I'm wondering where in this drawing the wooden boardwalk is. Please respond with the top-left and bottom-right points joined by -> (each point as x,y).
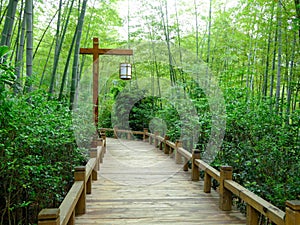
75,138 -> 246,224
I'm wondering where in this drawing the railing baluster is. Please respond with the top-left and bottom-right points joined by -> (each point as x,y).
285,200 -> 300,225
154,132 -> 158,147
191,149 -> 200,181
175,140 -> 183,164
74,166 -> 86,215
203,171 -> 212,193
246,204 -> 260,225
38,208 -> 60,225
143,128 -> 148,142
164,135 -> 170,154
219,166 -> 233,211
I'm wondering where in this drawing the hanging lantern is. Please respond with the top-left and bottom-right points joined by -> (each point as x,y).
119,63 -> 132,80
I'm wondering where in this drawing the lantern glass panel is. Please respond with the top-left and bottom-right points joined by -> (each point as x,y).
120,63 -> 132,80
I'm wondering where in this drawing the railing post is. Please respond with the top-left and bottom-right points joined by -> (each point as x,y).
100,132 -> 106,148
38,208 -> 60,225
68,211 -> 75,225
86,174 -> 92,195
127,132 -> 131,140
113,126 -> 118,139
246,204 -> 259,225
154,132 -> 159,147
90,148 -> 99,172
164,135 -> 170,154
149,133 -> 152,144
159,141 -> 163,150
175,140 -> 183,164
219,166 -> 233,211
285,200 -> 300,225
74,166 -> 86,215
183,160 -> 189,171
203,171 -> 212,193
143,128 -> 148,142
191,149 -> 200,181
88,148 -> 97,192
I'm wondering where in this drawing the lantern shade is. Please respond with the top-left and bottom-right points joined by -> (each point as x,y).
119,63 -> 132,80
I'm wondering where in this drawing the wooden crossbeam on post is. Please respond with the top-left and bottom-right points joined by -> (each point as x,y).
79,37 -> 133,131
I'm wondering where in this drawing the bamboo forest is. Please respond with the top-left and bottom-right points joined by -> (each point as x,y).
0,0 -> 299,224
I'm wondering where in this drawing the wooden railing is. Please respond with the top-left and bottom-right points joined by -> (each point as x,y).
102,127 -> 300,225
37,136 -> 106,225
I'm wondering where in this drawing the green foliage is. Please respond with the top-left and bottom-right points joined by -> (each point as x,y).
213,87 -> 300,210
0,46 -> 16,91
0,89 -> 87,225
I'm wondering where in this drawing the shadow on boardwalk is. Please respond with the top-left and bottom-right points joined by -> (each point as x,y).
75,138 -> 246,224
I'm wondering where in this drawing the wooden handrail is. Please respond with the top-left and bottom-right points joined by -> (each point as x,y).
225,180 -> 285,225
195,159 -> 220,182
38,137 -> 106,225
59,181 -> 84,225
102,128 -> 300,225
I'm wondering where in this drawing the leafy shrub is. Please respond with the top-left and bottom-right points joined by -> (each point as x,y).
213,88 -> 300,210
0,90 -> 87,225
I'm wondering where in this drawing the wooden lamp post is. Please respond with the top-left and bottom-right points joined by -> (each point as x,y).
79,37 -> 133,134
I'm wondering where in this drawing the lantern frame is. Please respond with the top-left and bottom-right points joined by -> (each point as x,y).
119,63 -> 132,80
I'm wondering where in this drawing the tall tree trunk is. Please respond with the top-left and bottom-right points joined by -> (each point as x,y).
294,0 -> 300,41
58,25 -> 76,101
262,1 -> 275,99
269,25 -> 278,111
33,10 -> 58,59
24,0 -> 33,93
49,0 -> 74,97
14,1 -> 25,93
160,0 -> 176,86
293,78 -> 299,111
275,0 -> 282,113
286,32 -> 296,122
39,37 -> 55,88
175,0 -> 187,99
206,0 -> 212,65
70,0 -> 88,110
0,0 -> 18,47
194,0 -> 199,61
48,0 -> 62,96
59,0 -> 84,101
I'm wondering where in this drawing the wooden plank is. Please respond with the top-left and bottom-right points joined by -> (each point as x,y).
225,180 -> 285,225
60,181 -> 84,225
75,138 -> 246,225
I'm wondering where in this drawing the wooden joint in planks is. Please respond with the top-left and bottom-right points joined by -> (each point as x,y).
219,166 -> 233,211
74,166 -> 86,215
191,149 -> 200,181
285,200 -> 300,225
38,208 -> 60,225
